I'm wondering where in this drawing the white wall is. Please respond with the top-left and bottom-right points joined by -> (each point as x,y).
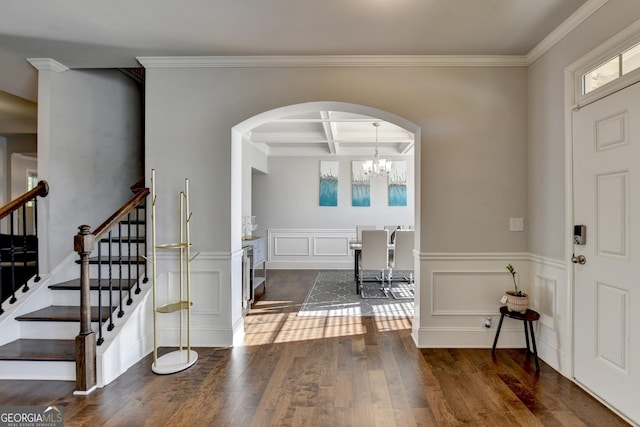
252,156 -> 414,233
35,66 -> 143,271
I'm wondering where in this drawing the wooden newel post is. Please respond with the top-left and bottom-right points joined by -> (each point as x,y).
74,225 -> 97,393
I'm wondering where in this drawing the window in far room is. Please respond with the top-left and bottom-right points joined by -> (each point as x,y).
26,169 -> 37,206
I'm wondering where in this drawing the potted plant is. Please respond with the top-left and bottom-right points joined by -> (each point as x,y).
503,263 -> 528,313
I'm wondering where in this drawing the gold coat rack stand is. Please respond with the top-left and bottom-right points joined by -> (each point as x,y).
150,169 -> 198,374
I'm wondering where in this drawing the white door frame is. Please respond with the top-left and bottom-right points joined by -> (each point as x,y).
564,17 -> 640,420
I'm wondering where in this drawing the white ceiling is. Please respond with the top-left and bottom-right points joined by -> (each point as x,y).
0,0 -> 589,154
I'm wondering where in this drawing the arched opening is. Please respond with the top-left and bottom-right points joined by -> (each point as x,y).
231,101 -> 421,343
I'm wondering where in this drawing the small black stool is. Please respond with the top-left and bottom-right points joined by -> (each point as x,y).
491,306 -> 540,372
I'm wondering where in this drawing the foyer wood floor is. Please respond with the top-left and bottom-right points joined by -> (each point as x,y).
0,269 -> 630,426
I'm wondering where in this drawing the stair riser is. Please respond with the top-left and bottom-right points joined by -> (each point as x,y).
0,360 -> 75,381
20,320 -> 104,340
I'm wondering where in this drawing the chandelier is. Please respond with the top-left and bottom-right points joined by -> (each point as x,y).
363,122 -> 391,176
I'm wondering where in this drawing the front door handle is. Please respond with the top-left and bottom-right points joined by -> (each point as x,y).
571,254 -> 586,264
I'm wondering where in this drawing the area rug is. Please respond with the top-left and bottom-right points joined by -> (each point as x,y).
298,271 -> 414,317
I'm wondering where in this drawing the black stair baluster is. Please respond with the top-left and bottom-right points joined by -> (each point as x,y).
141,199 -> 147,286
107,231 -> 114,331
117,222 -> 124,318
127,212 -> 133,305
97,243 -> 104,345
21,204 -> 29,293
135,211 -> 140,294
9,213 -> 17,304
33,197 -> 40,282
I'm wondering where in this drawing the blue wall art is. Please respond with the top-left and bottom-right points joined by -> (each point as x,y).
351,161 -> 371,207
319,160 -> 338,206
388,161 -> 407,206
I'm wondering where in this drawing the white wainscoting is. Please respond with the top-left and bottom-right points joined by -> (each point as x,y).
267,229 -> 356,269
154,251 -> 237,348
416,252 -> 569,375
529,254 -> 569,376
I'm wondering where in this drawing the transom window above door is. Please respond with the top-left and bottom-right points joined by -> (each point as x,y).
582,41 -> 640,95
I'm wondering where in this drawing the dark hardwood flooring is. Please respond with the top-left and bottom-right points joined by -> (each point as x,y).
0,269 -> 630,426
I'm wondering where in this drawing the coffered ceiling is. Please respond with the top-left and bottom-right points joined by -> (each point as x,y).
250,111 -> 414,157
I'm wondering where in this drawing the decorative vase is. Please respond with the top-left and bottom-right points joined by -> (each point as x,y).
505,291 -> 529,314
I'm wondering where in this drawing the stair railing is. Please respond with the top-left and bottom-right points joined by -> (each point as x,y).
74,182 -> 149,393
0,180 -> 49,315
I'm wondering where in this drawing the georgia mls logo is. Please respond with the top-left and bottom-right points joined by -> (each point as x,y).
0,405 -> 64,427
44,406 -> 63,419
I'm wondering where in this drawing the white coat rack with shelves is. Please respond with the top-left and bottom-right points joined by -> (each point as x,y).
150,169 -> 198,374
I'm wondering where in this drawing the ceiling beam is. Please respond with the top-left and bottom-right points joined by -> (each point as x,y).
320,111 -> 337,154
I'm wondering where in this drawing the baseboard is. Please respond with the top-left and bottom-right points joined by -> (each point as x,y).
416,326 -> 530,348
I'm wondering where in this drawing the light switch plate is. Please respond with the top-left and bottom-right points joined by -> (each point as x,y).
509,217 -> 524,232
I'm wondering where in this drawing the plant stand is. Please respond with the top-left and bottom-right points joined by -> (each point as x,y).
491,306 -> 540,372
150,169 -> 198,374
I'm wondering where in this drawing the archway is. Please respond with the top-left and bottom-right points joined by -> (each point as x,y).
231,101 -> 421,343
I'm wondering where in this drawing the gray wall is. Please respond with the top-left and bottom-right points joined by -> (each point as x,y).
37,68 -> 142,270
527,0 -> 640,259
145,65 -> 528,254
252,156 -> 414,232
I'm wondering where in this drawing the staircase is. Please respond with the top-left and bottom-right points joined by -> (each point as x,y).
0,187 -> 149,387
0,233 -> 38,307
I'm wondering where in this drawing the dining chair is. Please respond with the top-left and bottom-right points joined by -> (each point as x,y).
356,225 -> 376,241
384,225 -> 400,243
390,229 -> 415,284
359,229 -> 390,295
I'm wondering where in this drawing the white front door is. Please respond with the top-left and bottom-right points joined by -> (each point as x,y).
573,81 -> 640,424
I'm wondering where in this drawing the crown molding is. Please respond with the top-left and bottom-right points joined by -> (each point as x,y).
137,0 -> 610,70
137,55 -> 528,69
26,58 -> 69,72
526,0 -> 609,65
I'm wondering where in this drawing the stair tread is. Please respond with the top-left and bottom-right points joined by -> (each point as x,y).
0,339 -> 75,361
15,305 -> 115,322
49,278 -> 137,291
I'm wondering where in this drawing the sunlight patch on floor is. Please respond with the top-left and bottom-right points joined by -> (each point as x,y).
243,310 -> 411,346
374,316 -> 412,332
